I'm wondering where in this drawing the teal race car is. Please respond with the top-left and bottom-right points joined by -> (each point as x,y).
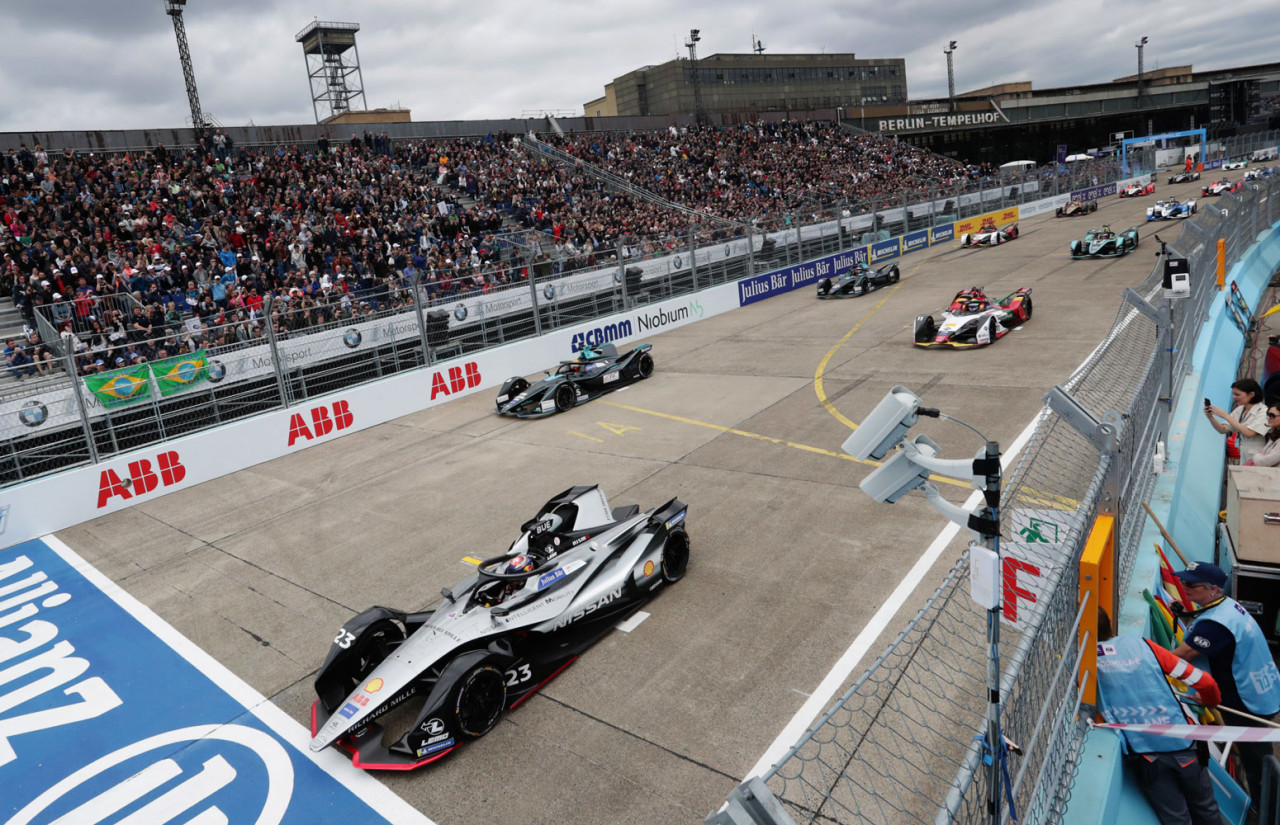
495,343 -> 654,418
1069,225 -> 1140,259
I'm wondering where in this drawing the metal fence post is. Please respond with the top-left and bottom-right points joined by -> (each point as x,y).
60,335 -> 99,464
746,225 -> 756,279
263,294 -> 290,407
526,250 -> 543,336
409,271 -> 432,367
689,221 -> 699,291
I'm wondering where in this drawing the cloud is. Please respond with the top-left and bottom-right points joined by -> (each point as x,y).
0,0 -> 1275,131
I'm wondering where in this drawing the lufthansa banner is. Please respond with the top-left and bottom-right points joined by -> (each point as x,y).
954,206 -> 1019,236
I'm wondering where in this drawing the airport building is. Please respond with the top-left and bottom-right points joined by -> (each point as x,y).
584,53 -> 908,118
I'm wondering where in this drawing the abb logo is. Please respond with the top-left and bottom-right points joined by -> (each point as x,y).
97,451 -> 186,508
288,400 -> 353,447
430,362 -> 481,400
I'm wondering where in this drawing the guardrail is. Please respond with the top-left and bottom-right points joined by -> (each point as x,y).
707,172 -> 1280,825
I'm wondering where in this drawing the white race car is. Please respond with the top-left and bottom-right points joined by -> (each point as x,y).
1244,167 -> 1274,181
1146,198 -> 1197,220
1202,179 -> 1234,196
959,221 -> 1019,247
1222,159 -> 1249,171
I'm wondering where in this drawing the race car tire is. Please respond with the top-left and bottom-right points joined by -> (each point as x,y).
453,664 -> 506,739
914,315 -> 936,343
817,279 -> 831,296
1089,202 -> 1098,212
635,352 -> 655,379
890,266 -> 900,283
505,377 -> 529,399
327,619 -> 405,703
1022,297 -> 1033,320
554,383 -> 576,413
986,318 -> 998,343
660,530 -> 691,583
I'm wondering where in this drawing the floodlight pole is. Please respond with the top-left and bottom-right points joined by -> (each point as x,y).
945,41 -> 958,113
686,29 -> 706,126
165,0 -> 207,138
1136,36 -> 1148,100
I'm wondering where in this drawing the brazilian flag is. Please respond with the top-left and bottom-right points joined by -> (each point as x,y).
151,349 -> 208,397
86,365 -> 152,408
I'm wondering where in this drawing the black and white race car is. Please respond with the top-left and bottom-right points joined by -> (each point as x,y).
496,343 -> 653,418
310,485 -> 690,769
816,261 -> 900,298
959,221 -> 1019,247
1223,159 -> 1249,171
1168,170 -> 1201,184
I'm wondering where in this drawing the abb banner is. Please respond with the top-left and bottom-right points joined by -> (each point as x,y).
288,401 -> 354,447
97,451 -> 187,508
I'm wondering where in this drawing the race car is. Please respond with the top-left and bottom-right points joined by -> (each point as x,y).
495,343 -> 653,418
1202,179 -> 1234,196
816,260 -> 900,298
1146,198 -> 1197,221
912,286 -> 1032,349
1244,166 -> 1275,180
1119,180 -> 1156,198
1055,199 -> 1098,217
1167,171 -> 1201,184
309,485 -> 691,770
959,220 -> 1018,247
1070,225 -> 1141,258
1223,159 -> 1249,171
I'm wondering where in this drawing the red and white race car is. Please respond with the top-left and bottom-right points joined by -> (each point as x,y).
1202,179 -> 1234,196
1119,180 -> 1156,198
959,220 -> 1019,247
913,286 -> 1033,349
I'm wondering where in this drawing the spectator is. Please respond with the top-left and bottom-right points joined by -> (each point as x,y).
4,336 -> 34,379
1096,609 -> 1222,825
1172,562 -> 1280,816
1205,379 -> 1267,464
1242,402 -> 1280,467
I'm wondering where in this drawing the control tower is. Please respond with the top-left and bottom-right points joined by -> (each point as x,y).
295,20 -> 367,123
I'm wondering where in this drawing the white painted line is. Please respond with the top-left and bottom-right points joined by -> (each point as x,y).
40,534 -> 437,825
746,326 -> 1120,782
615,611 -> 650,633
744,413 -> 1041,780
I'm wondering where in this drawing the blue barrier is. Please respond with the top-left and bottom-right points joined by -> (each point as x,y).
1064,219 -> 1280,825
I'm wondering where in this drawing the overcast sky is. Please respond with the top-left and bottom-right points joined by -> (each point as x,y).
2,1 -> 1278,133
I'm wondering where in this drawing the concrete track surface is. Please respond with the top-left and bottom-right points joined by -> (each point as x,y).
58,179 -> 1202,824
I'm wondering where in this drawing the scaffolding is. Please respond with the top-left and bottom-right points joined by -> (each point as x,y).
295,20 -> 367,123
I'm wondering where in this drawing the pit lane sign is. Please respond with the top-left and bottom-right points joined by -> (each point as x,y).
1,537 -> 433,824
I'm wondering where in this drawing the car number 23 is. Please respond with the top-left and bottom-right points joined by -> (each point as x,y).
505,664 -> 532,686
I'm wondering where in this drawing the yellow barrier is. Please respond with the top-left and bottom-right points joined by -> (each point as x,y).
1078,514 -> 1115,707
1216,238 -> 1226,290
954,206 -> 1020,236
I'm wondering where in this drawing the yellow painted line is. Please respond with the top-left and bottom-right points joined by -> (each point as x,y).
461,556 -> 483,566
601,399 -> 971,489
567,431 -> 605,442
813,248 -> 942,432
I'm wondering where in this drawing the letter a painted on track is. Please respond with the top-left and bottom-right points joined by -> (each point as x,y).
597,422 -> 641,436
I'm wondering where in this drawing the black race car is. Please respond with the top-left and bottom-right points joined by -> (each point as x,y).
816,261 -> 900,298
1168,170 -> 1201,184
496,343 -> 653,417
309,485 -> 690,769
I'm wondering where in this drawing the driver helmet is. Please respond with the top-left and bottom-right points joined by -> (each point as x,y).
479,555 -> 536,607
965,300 -> 985,313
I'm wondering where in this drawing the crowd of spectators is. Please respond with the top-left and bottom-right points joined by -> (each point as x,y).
0,121 -> 1041,382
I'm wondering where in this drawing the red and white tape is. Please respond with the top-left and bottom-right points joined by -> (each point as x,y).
1096,723 -> 1280,743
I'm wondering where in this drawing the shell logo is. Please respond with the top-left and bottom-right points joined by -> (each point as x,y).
643,560 -> 655,578
365,678 -> 384,693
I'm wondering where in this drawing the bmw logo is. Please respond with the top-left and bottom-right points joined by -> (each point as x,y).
724,244 -> 732,258
206,360 -> 226,384
543,285 -> 556,300
343,329 -> 362,349
453,303 -> 468,322
673,255 -> 683,270
18,400 -> 47,428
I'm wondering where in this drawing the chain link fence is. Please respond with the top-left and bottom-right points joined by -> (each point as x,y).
710,169 -> 1280,825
